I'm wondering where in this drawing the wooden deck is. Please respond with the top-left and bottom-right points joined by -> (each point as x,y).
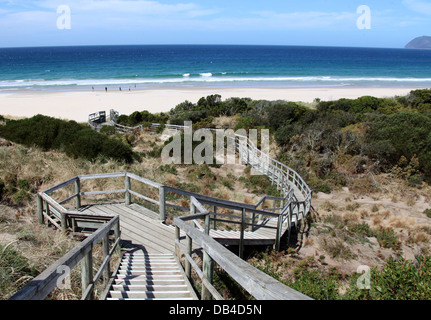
79,203 -> 176,254
78,202 -> 285,251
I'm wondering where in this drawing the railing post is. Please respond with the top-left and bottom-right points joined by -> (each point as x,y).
287,202 -> 293,248
212,206 -> 217,230
75,178 -> 81,209
159,186 -> 166,222
125,175 -> 131,205
275,214 -> 283,251
114,219 -> 121,240
190,199 -> 195,215
204,214 -> 210,235
202,250 -> 214,300
60,212 -> 67,234
44,200 -> 50,227
175,226 -> 181,260
249,212 -> 254,232
102,233 -> 110,281
81,249 -> 94,300
185,234 -> 192,279
239,208 -> 245,259
37,194 -> 44,224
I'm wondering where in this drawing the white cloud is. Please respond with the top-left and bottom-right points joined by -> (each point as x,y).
403,0 -> 431,15
32,0 -> 213,17
199,10 -> 357,32
251,10 -> 357,28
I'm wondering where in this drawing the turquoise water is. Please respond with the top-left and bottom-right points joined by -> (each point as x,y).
1,45 -> 431,91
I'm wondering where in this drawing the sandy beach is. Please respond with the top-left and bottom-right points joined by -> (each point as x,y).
0,87 -> 419,123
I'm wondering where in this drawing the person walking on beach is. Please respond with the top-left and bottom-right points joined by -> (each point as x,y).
105,87 -> 107,92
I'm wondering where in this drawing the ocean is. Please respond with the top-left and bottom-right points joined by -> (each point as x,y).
1,45 -> 431,92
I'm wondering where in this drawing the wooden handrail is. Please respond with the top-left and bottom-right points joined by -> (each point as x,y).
9,215 -> 121,300
174,198 -> 312,300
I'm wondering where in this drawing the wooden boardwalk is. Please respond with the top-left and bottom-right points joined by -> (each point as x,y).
11,124 -> 314,300
79,203 -> 176,254
78,202 -> 287,252
80,202 -> 296,300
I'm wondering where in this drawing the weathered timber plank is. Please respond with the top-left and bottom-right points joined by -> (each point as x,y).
128,203 -> 160,219
96,204 -> 176,240
115,215 -> 175,251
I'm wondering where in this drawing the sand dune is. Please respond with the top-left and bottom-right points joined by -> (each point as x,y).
0,87 -> 418,122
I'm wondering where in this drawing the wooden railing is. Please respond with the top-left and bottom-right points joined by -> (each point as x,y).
10,169 -> 309,300
36,172 -> 163,233
174,197 -> 312,300
234,133 -> 312,208
164,185 -> 289,257
11,120 -> 313,300
35,172 -> 294,256
9,215 -> 120,300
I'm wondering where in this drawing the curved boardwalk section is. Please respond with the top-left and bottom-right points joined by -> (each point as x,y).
10,127 -> 313,300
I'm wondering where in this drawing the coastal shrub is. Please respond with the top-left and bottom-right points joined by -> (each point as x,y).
364,112 -> 431,178
267,102 -> 307,130
317,96 -> 401,115
222,97 -> 252,116
408,89 -> 431,110
346,255 -> 431,300
117,110 -> 168,127
373,227 -> 400,250
234,116 -> 258,131
0,115 -> 135,163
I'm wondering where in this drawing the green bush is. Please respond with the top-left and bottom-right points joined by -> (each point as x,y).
373,227 -> 400,250
364,112 -> 431,177
346,255 -> 431,300
117,110 -> 168,127
286,264 -> 343,300
0,115 -> 135,163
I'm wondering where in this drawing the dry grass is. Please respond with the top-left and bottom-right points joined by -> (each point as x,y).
2,119 -> 431,299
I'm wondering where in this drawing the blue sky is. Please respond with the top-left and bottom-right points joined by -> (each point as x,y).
1,0 -> 431,48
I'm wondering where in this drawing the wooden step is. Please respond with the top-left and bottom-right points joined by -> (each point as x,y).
114,278 -> 186,286
111,284 -> 189,292
109,290 -> 193,299
106,252 -> 197,300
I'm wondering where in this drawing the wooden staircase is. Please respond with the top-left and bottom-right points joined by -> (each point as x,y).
106,251 -> 197,300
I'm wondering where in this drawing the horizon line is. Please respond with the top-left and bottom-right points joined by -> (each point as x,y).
0,43 -> 406,50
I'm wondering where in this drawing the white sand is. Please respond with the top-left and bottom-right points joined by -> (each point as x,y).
0,87 -> 418,122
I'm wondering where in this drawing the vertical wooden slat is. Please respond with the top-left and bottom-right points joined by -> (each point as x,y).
175,225 -> 181,260
201,250 -> 214,300
75,179 -> 81,209
102,233 -> 110,281
37,194 -> 44,224
204,214 -> 210,235
212,206 -> 217,230
239,208 -> 245,259
114,219 -> 120,240
185,234 -> 192,279
81,249 -> 94,300
60,212 -> 67,234
275,214 -> 283,251
125,175 -> 131,205
159,186 -> 166,221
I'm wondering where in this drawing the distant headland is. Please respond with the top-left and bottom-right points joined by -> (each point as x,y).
405,36 -> 431,49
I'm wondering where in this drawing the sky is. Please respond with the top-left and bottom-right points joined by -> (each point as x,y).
0,0 -> 431,48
